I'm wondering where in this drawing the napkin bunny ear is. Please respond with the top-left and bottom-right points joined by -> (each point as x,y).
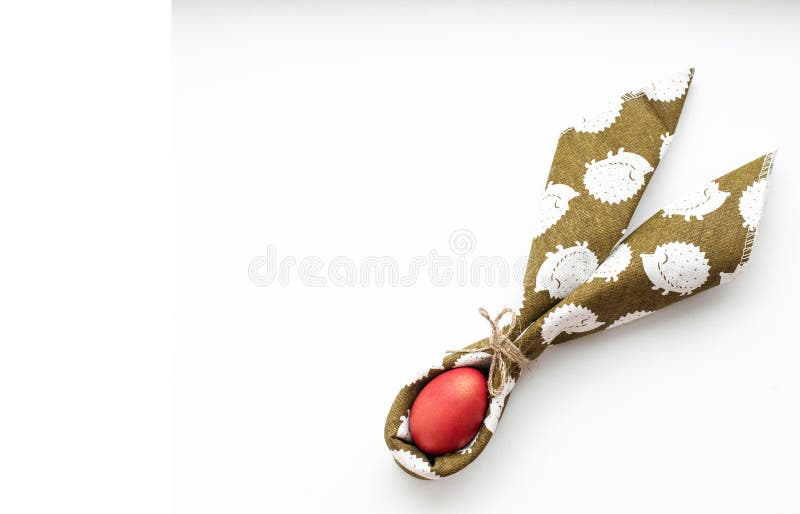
517,68 -> 694,334
515,152 -> 774,351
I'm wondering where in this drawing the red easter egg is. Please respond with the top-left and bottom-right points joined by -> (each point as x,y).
409,367 -> 488,456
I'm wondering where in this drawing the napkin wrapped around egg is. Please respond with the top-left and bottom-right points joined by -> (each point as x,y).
384,69 -> 774,479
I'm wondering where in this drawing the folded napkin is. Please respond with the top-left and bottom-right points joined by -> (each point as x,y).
384,69 -> 775,479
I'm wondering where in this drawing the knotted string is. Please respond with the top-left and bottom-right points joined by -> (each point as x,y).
449,307 -> 528,397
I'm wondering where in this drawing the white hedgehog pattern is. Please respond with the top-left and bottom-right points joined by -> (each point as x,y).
613,229 -> 628,248
535,241 -> 599,299
391,449 -> 440,480
405,362 -> 444,388
484,377 -> 515,433
644,69 -> 691,102
738,179 -> 768,231
572,98 -> 624,134
589,243 -> 632,282
583,148 -> 654,204
540,304 -> 604,344
641,242 -> 710,296
452,351 -> 493,368
661,181 -> 730,221
719,263 -> 747,285
396,410 -> 412,442
607,310 -> 653,330
659,132 -> 673,160
533,182 -> 580,238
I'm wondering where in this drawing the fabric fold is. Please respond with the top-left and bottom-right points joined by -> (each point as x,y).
516,152 -> 774,352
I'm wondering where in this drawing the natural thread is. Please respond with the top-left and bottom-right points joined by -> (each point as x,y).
449,307 -> 528,397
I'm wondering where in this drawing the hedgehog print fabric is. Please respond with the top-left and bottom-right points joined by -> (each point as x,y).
532,182 -> 580,238
583,148 -> 654,204
534,241 -> 598,299
641,242 -> 710,295
589,242 -> 632,283
384,69 -> 775,480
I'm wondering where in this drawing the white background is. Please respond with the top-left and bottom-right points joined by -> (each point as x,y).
3,2 -> 800,514
173,3 -> 800,513
1,2 -> 172,514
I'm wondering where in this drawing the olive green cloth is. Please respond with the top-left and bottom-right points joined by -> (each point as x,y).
384,69 -> 774,480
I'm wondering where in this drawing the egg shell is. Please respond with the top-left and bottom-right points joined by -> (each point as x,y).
408,367 -> 488,456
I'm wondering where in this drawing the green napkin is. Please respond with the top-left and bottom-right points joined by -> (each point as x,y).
385,69 -> 774,479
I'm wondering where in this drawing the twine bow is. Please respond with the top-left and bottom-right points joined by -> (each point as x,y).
449,307 -> 528,397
